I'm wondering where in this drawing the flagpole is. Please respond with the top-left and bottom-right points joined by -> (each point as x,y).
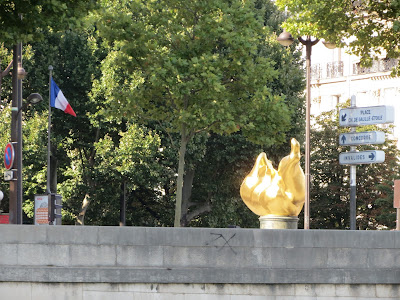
47,65 -> 53,194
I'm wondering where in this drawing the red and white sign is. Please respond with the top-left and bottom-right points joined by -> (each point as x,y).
4,142 -> 15,170
34,195 -> 49,225
0,214 -> 9,224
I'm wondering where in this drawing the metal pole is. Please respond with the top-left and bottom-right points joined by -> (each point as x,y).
47,66 -> 53,194
350,164 -> 356,229
9,45 -> 19,224
120,182 -> 126,226
9,43 -> 23,224
350,95 -> 357,230
304,40 -> 311,230
397,208 -> 400,231
16,42 -> 23,224
299,36 -> 318,229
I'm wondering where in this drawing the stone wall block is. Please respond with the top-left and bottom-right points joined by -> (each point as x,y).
0,244 -> 18,265
69,245 -> 116,267
47,226 -> 99,245
17,244 -> 70,266
0,224 -> 46,244
116,245 -> 163,267
326,248 -> 368,268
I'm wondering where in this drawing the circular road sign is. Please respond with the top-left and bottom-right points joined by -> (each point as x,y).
4,142 -> 15,170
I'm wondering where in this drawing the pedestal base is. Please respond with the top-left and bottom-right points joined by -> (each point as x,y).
259,215 -> 298,229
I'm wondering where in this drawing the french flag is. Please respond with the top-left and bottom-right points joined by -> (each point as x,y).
50,79 -> 76,117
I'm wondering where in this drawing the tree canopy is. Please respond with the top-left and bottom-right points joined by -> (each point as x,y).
0,0 -> 307,228
0,0 -> 96,45
96,0 -> 297,226
276,0 -> 400,67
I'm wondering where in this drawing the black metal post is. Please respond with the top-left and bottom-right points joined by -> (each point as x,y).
349,95 -> 357,230
120,182 -> 126,226
299,37 -> 319,229
9,44 -> 23,224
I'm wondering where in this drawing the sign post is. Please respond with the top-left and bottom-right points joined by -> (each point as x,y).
339,98 -> 394,230
394,180 -> 400,231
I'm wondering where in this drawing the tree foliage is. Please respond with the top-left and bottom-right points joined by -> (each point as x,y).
96,0 -> 299,226
276,0 -> 400,68
0,0 -> 96,45
1,0 -> 307,228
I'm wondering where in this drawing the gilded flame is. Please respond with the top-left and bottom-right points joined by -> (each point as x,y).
240,138 -> 305,217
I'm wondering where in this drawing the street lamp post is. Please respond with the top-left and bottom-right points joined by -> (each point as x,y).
277,32 -> 319,229
10,43 -> 24,224
9,42 -> 42,224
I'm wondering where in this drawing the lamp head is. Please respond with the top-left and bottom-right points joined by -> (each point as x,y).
17,66 -> 27,80
322,40 -> 336,49
27,93 -> 43,105
277,30 -> 294,47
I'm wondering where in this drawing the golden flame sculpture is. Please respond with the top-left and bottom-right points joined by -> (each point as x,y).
240,138 -> 305,217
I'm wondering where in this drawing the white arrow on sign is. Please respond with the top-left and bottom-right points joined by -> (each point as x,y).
339,131 -> 385,146
339,150 -> 385,165
339,105 -> 394,127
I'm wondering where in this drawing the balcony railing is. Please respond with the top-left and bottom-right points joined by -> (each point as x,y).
353,58 -> 398,75
311,58 -> 398,80
312,61 -> 344,80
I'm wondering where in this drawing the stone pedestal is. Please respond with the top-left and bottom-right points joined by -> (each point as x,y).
259,215 -> 298,229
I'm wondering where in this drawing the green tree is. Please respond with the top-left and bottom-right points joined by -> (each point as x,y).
276,0 -> 400,68
178,0 -> 306,227
0,0 -> 95,45
185,133 -> 262,228
23,29 -> 175,226
310,105 -> 400,229
96,0 -> 296,226
61,122 -> 165,225
21,29 -> 103,224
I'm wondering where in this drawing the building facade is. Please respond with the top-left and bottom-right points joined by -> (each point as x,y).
310,42 -> 399,142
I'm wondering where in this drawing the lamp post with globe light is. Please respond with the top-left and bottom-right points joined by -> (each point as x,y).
277,31 -> 334,229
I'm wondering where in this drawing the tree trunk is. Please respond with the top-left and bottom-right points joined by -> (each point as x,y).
174,125 -> 189,227
76,193 -> 90,225
75,128 -> 100,225
180,168 -> 195,226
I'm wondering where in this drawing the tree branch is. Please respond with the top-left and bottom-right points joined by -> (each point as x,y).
192,121 -> 219,137
1,60 -> 13,78
184,202 -> 212,224
157,120 -> 178,150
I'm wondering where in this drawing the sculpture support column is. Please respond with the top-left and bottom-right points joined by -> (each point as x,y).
259,215 -> 299,229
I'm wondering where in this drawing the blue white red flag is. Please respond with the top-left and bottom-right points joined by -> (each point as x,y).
50,79 -> 76,117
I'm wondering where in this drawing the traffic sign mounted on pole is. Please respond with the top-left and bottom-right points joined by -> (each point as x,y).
4,142 -> 15,170
339,105 -> 394,127
339,150 -> 385,165
338,97 -> 394,230
339,131 -> 385,146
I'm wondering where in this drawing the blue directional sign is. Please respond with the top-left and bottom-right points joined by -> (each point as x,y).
339,150 -> 385,165
339,131 -> 385,146
339,106 -> 394,127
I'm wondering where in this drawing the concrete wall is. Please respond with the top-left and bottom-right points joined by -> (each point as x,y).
0,225 -> 399,299
1,282 -> 400,300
